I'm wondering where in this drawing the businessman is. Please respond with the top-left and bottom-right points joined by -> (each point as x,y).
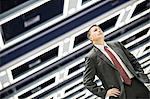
83,24 -> 149,99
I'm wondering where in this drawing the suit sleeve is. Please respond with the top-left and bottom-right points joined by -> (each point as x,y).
83,56 -> 106,98
118,42 -> 150,83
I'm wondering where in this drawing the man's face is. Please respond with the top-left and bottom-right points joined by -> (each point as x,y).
89,26 -> 104,42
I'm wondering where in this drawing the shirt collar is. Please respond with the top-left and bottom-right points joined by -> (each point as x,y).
94,42 -> 108,51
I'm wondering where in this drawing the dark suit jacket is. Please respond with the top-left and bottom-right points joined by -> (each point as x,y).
83,41 -> 149,99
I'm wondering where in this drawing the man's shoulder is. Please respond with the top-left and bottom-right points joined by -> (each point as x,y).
107,41 -> 120,45
107,41 -> 121,47
86,47 -> 97,58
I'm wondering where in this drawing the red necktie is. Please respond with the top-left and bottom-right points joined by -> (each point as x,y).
104,46 -> 132,85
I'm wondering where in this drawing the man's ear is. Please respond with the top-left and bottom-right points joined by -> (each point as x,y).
89,35 -> 92,41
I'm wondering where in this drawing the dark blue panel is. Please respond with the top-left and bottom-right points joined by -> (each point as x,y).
1,0 -> 64,42
0,0 -> 27,14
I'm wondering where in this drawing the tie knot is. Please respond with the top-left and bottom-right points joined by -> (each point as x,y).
104,46 -> 108,49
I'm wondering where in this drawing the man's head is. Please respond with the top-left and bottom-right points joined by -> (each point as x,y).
87,24 -> 105,44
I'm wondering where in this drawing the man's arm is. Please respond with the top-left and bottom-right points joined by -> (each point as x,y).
118,42 -> 150,83
83,56 -> 106,98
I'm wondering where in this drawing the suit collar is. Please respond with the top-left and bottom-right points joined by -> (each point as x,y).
107,43 -> 129,66
93,42 -> 128,70
93,44 -> 117,70
94,42 -> 135,72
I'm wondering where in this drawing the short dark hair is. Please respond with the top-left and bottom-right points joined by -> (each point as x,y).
87,24 -> 99,39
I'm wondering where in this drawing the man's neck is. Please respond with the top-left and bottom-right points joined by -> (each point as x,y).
93,41 -> 105,45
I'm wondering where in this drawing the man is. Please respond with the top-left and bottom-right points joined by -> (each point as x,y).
83,24 -> 149,99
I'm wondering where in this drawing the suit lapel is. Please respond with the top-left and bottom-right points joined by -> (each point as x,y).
107,43 -> 124,60
94,46 -> 117,70
107,42 -> 127,65
93,42 -> 135,71
107,42 -> 136,73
